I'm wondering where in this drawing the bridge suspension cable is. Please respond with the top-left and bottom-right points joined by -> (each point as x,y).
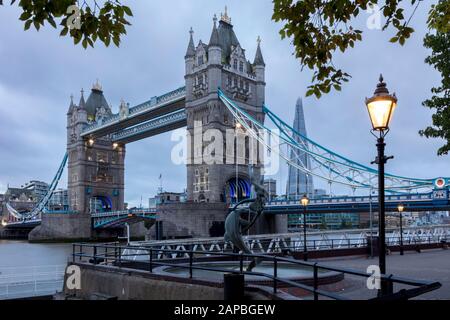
6,153 -> 68,221
218,89 -> 440,193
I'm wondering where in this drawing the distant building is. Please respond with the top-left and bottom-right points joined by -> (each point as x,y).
289,212 -> 360,231
0,193 -> 5,220
263,179 -> 277,201
313,189 -> 327,198
23,180 -> 49,201
2,186 -> 38,222
149,191 -> 187,208
286,98 -> 314,199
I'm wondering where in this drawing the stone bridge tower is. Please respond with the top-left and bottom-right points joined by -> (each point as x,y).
66,83 -> 125,216
184,10 -> 266,205
30,83 -> 126,241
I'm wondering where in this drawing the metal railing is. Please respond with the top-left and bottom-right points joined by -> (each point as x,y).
0,265 -> 65,300
72,243 -> 441,300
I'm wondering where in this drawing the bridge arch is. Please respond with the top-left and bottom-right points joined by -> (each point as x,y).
225,175 -> 252,203
89,195 -> 113,213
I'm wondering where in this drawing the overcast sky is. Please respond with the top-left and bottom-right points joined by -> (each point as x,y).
0,1 -> 447,206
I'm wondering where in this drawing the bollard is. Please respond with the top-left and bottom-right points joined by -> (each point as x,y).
224,273 -> 245,301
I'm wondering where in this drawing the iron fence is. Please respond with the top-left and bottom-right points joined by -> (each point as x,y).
72,243 -> 441,301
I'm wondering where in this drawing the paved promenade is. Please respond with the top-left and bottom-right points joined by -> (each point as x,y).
313,249 -> 450,300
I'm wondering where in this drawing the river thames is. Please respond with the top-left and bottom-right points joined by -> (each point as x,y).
0,240 -> 72,299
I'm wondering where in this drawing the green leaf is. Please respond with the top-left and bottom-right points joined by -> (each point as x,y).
19,11 -> 31,21
122,6 -> 133,17
389,36 -> 398,43
60,27 -> 68,36
47,16 -> 57,28
24,19 -> 32,30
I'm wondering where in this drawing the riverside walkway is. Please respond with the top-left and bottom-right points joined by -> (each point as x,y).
303,249 -> 450,300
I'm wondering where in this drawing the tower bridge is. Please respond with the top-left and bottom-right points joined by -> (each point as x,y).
4,11 -> 450,242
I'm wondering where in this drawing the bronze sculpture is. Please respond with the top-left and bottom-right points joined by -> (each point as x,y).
224,179 -> 268,271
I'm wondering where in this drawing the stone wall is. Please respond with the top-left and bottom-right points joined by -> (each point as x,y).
148,202 -> 288,239
151,202 -> 229,239
65,263 -> 224,300
28,213 -> 92,242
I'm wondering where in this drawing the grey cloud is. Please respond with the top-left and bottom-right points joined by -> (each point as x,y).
0,1 -> 446,204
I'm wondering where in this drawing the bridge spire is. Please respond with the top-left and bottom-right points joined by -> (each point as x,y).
185,27 -> 195,59
67,94 -> 76,115
79,88 -> 86,109
253,36 -> 265,66
209,14 -> 220,47
92,79 -> 103,92
221,6 -> 232,25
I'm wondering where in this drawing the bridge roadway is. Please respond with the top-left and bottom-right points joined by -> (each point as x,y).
6,190 -> 450,230
81,87 -> 186,143
257,190 -> 450,214
4,208 -> 157,230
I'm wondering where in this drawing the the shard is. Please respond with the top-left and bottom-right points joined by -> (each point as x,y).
286,98 -> 314,199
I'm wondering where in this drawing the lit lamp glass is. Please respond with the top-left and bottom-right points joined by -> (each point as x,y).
113,143 -> 119,149
397,204 -> 404,213
88,138 -> 95,146
300,194 -> 309,207
365,75 -> 397,131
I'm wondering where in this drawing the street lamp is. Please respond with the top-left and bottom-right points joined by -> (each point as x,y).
300,194 -> 310,261
397,204 -> 405,256
366,74 -> 397,296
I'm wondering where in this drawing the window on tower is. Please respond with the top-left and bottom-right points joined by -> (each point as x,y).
233,59 -> 238,70
239,61 -> 244,72
198,55 -> 204,66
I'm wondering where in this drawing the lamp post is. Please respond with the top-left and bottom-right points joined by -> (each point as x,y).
397,204 -> 405,256
365,74 -> 397,296
301,194 -> 310,261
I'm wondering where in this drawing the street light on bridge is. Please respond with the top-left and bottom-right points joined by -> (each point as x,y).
397,203 -> 405,256
365,74 -> 398,296
300,194 -> 310,261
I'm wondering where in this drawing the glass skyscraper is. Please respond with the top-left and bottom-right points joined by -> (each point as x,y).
286,98 -> 314,199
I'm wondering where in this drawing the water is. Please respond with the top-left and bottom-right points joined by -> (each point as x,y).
0,240 -> 72,299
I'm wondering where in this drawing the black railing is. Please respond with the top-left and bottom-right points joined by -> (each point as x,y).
71,243 -> 441,301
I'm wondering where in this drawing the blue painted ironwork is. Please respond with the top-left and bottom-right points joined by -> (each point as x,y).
6,153 -> 68,221
111,109 -> 187,142
263,191 -> 450,214
218,89 -> 446,193
92,208 -> 158,229
81,86 -> 186,136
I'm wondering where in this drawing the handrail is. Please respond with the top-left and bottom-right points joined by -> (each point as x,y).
71,242 -> 442,300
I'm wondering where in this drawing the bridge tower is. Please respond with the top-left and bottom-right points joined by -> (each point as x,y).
30,85 -> 126,241
184,11 -> 266,205
66,83 -> 125,217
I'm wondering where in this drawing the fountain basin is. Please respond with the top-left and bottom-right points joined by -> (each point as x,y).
154,261 -> 343,287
